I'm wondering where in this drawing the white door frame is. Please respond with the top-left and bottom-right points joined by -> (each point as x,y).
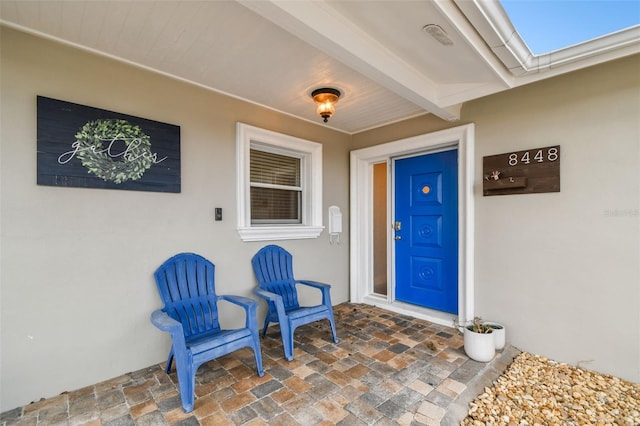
349,124 -> 475,327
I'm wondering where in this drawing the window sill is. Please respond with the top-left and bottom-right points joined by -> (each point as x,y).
237,226 -> 324,242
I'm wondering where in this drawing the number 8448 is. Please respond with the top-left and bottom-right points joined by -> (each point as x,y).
509,147 -> 558,166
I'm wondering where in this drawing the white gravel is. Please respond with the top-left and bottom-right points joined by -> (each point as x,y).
462,352 -> 640,426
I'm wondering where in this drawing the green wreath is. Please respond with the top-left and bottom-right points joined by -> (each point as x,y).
75,119 -> 153,184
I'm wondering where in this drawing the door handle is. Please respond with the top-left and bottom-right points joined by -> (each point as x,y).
393,221 -> 402,231
395,235 -> 402,240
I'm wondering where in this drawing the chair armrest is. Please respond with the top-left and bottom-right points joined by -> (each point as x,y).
150,309 -> 183,333
296,280 -> 333,307
219,295 -> 258,309
253,288 -> 282,303
253,288 -> 288,320
150,309 -> 187,368
219,295 -> 259,330
296,280 -> 330,290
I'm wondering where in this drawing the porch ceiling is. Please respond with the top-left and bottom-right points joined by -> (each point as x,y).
1,0 -> 638,134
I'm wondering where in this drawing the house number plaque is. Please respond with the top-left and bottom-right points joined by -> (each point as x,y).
483,145 -> 560,196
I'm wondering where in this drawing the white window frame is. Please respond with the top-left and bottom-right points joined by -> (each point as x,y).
236,123 -> 323,241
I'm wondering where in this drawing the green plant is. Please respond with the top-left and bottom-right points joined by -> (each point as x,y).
454,316 -> 494,334
468,316 -> 493,334
74,119 -> 154,184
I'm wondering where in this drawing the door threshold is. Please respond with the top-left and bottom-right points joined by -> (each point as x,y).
362,294 -> 456,329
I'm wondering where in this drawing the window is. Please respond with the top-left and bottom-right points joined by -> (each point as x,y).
250,149 -> 301,224
236,123 -> 323,241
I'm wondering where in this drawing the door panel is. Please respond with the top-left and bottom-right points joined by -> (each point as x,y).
394,149 -> 458,314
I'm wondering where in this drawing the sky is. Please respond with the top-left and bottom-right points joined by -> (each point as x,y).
499,0 -> 640,54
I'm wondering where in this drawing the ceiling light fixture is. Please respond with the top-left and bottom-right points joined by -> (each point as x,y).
311,88 -> 341,123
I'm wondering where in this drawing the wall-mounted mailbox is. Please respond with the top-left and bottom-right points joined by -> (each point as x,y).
483,145 -> 560,196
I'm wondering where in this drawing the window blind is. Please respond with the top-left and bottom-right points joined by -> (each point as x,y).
250,149 -> 300,186
250,149 -> 301,223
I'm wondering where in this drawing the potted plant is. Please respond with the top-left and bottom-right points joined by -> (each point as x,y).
459,317 -> 496,362
483,321 -> 506,351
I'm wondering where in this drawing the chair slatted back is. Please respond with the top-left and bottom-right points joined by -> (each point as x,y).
154,253 -> 221,338
252,245 -> 300,310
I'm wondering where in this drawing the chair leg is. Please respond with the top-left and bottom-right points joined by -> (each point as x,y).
165,348 -> 174,373
175,358 -> 195,413
328,315 -> 339,344
261,317 -> 270,338
252,333 -> 265,377
282,322 -> 294,361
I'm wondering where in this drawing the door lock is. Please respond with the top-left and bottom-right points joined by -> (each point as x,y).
393,221 -> 402,231
395,235 -> 402,240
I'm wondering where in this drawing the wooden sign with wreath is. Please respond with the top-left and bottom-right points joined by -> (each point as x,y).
37,96 -> 181,193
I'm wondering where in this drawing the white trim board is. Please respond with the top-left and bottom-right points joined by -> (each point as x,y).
349,124 -> 475,327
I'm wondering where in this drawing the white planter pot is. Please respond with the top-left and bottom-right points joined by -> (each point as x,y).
463,327 -> 496,362
484,322 -> 506,351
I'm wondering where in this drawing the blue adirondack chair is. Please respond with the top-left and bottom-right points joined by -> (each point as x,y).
150,253 -> 264,412
251,245 -> 338,361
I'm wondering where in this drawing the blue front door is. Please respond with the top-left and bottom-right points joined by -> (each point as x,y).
394,149 -> 458,314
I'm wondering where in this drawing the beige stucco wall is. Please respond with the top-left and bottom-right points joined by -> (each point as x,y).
468,56 -> 639,384
0,27 -> 351,411
354,55 -> 640,383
